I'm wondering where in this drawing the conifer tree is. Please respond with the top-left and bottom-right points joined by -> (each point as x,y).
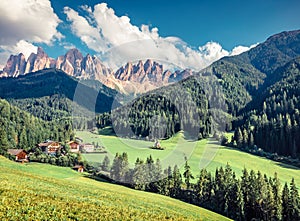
289,178 -> 300,220
102,155 -> 110,172
282,182 -> 290,221
183,161 -> 194,190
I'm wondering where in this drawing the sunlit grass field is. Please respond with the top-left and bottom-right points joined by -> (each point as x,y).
78,130 -> 300,186
0,156 -> 230,221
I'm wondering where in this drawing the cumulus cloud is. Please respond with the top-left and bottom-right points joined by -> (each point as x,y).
64,3 -> 256,71
0,0 -> 62,45
0,40 -> 38,69
0,0 -> 62,68
230,43 -> 258,56
1,40 -> 38,59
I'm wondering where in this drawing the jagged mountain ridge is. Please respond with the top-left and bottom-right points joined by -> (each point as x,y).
0,48 -> 193,94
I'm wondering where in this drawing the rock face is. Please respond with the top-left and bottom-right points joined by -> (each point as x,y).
113,59 -> 193,92
25,47 -> 55,73
2,53 -> 26,77
0,48 -> 192,94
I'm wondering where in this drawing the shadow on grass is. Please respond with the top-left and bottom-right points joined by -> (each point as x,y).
274,162 -> 300,170
98,127 -> 116,136
219,143 -> 300,170
84,173 -> 112,183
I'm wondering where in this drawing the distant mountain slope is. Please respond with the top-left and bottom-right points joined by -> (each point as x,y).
0,156 -> 230,221
202,29 -> 300,114
0,69 -> 119,115
232,57 -> 300,157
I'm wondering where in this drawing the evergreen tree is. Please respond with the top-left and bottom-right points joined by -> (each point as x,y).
183,161 -> 194,190
133,158 -> 146,190
234,128 -> 243,148
289,178 -> 300,220
102,155 -> 110,172
272,172 -> 282,220
0,127 -> 9,151
248,131 -> 255,148
195,169 -> 212,205
234,180 -> 245,221
110,153 -> 121,181
171,165 -> 182,198
213,167 -> 225,213
282,182 -> 290,221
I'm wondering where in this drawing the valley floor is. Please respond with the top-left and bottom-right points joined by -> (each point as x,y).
78,130 -> 300,186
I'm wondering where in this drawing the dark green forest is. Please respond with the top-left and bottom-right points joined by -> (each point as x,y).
97,152 -> 300,221
231,58 -> 300,159
96,77 -> 212,140
0,98 -> 73,153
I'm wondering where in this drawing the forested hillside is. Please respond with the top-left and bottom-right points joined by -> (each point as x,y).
0,99 -> 73,152
97,77 -> 212,140
232,57 -> 300,158
0,69 -> 119,117
209,30 -> 300,115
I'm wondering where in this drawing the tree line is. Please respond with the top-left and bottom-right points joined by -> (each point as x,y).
97,152 -> 300,221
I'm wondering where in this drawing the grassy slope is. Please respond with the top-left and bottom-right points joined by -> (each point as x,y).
77,131 -> 300,186
0,156 -> 229,221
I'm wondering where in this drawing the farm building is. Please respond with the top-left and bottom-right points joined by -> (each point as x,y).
38,141 -> 61,155
7,149 -> 28,162
80,143 -> 95,153
73,165 -> 84,173
68,141 -> 80,153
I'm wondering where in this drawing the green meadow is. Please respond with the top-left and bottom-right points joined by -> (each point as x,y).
77,130 -> 300,186
0,156 -> 230,221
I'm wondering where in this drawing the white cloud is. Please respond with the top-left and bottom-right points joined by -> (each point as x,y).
2,40 -> 38,59
0,0 -> 62,68
0,40 -> 38,69
0,0 -> 62,45
199,42 -> 230,62
64,3 -> 255,71
230,43 -> 258,56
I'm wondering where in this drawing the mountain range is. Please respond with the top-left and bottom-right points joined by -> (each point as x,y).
1,29 -> 300,145
0,48 -> 193,94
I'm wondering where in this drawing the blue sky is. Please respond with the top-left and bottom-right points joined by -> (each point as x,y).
0,0 -> 300,70
52,0 -> 300,49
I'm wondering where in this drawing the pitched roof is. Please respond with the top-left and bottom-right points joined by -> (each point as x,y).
38,141 -> 59,147
7,149 -> 25,156
73,165 -> 84,169
68,141 -> 79,145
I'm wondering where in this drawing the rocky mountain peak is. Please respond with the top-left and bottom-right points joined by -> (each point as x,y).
0,48 -> 191,94
1,53 -> 26,77
37,47 -> 47,57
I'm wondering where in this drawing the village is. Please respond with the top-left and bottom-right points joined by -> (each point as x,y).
6,138 -> 105,172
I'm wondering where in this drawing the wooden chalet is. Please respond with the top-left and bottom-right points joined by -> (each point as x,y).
38,141 -> 61,155
79,143 -> 95,153
7,149 -> 28,162
73,165 -> 84,173
68,141 -> 80,153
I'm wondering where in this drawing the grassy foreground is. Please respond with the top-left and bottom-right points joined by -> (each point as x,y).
77,130 -> 300,186
0,156 -> 230,221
